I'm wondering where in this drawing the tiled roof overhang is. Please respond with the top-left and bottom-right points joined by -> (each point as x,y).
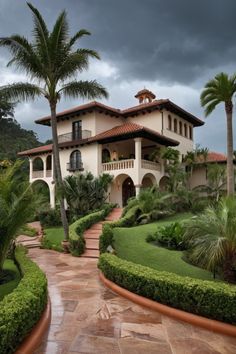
35,100 -> 204,127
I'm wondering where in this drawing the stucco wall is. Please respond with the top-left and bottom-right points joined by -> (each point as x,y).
189,166 -> 207,189
126,110 -> 163,132
56,112 -> 97,136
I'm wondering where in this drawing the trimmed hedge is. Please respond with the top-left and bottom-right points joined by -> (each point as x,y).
99,206 -> 140,254
0,247 -> 47,354
98,253 -> 236,324
69,204 -> 114,256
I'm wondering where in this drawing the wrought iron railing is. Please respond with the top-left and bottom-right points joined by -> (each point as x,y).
58,130 -> 91,143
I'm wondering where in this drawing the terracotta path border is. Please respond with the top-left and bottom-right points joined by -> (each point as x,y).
100,272 -> 236,338
15,298 -> 51,354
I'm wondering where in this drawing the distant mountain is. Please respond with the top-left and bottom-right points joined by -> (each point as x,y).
0,118 -> 42,161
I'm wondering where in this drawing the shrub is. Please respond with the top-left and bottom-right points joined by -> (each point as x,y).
109,206 -> 141,228
16,224 -> 38,237
98,253 -> 236,324
69,204 -> 114,256
41,237 -> 63,252
99,223 -> 114,253
154,222 -> 186,250
37,207 -> 62,227
0,247 -> 47,354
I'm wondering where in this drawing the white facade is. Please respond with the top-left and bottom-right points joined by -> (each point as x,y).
22,90 -> 203,207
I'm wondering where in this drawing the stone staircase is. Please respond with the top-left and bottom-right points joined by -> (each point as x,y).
81,208 -> 123,258
16,222 -> 42,249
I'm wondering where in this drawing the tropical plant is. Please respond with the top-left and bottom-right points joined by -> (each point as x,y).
0,162 -> 35,274
64,172 -> 113,219
0,3 -> 108,241
201,72 -> 236,196
184,197 -> 236,282
154,222 -> 186,250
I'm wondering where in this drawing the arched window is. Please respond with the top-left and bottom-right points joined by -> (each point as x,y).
68,150 -> 83,171
184,123 -> 188,137
168,115 -> 172,130
189,126 -> 193,140
174,119 -> 178,133
179,121 -> 183,135
102,148 -> 111,163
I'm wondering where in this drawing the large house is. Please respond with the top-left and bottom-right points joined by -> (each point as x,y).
19,89 -> 205,207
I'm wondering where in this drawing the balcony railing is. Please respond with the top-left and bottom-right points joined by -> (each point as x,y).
102,159 -> 134,172
58,130 -> 92,143
141,160 -> 161,171
66,162 -> 84,172
32,170 -> 44,179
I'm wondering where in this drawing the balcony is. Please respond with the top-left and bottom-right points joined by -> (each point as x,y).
58,130 -> 92,143
66,162 -> 84,172
102,159 -> 161,173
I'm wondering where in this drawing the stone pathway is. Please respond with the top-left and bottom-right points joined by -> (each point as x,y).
29,249 -> 236,354
82,208 -> 123,258
16,221 -> 42,249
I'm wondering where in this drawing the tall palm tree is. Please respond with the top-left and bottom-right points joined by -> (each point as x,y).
0,3 -> 108,243
201,73 -> 236,196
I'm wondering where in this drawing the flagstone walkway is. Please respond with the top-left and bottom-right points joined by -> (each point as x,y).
29,248 -> 236,354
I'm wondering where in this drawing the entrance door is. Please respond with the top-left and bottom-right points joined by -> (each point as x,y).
72,120 -> 82,140
122,177 -> 135,206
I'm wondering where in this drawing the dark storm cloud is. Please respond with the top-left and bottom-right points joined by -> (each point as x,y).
0,0 -> 235,151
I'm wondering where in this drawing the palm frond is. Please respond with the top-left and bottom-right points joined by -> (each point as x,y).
69,29 -> 91,47
1,83 -> 43,102
59,80 -> 108,100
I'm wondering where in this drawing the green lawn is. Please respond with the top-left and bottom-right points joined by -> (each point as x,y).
0,259 -> 21,301
43,227 -> 64,251
114,213 -> 215,281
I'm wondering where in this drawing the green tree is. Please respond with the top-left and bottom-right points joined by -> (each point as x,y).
0,3 -> 108,242
201,72 -> 236,196
0,162 -> 35,274
0,92 -> 16,120
184,197 -> 236,283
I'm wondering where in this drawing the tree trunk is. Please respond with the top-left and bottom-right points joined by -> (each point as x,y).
225,102 -> 234,196
50,102 -> 69,240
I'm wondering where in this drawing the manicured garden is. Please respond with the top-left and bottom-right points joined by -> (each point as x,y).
113,213 -> 214,281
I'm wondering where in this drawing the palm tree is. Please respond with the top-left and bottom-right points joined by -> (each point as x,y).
0,161 -> 35,274
201,73 -> 236,196
0,3 -> 108,243
184,197 -> 236,283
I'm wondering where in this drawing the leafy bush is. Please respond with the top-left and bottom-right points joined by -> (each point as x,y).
99,223 -> 114,254
109,206 -> 141,228
37,207 -> 62,227
154,222 -> 186,250
98,253 -> 236,324
0,247 -> 47,354
69,204 -> 114,256
41,237 -> 63,252
16,224 -> 37,237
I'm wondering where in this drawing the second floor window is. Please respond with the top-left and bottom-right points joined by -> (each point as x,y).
179,121 -> 183,135
184,123 -> 188,137
72,120 -> 82,140
70,150 -> 82,170
189,126 -> 193,140
168,115 -> 172,130
174,119 -> 177,133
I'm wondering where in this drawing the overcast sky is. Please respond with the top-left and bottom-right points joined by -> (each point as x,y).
0,0 -> 236,153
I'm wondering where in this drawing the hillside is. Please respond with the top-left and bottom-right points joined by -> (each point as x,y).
0,118 -> 42,161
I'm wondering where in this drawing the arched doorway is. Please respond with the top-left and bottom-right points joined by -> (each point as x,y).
32,157 -> 44,178
102,148 -> 111,163
159,176 -> 170,191
32,179 -> 50,205
122,177 -> 135,206
141,173 -> 157,189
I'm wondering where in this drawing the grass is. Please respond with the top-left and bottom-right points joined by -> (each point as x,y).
113,213 -> 215,281
0,259 -> 21,301
42,227 -> 64,251
16,224 -> 38,237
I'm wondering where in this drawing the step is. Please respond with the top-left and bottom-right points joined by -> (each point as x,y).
89,224 -> 103,231
84,229 -> 101,235
86,239 -> 99,249
81,249 -> 99,258
84,233 -> 100,240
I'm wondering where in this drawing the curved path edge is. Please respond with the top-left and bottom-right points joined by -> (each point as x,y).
99,272 -> 236,338
15,297 -> 51,354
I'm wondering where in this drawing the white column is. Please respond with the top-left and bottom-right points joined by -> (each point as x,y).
135,184 -> 142,196
29,157 -> 33,182
42,156 -> 47,178
49,185 -> 55,209
134,137 -> 142,186
96,144 -> 103,176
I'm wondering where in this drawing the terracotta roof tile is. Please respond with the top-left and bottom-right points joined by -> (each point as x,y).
206,152 -> 227,162
18,144 -> 53,156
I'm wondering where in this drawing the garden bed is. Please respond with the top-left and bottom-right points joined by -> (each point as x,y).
0,247 -> 48,354
0,259 -> 21,301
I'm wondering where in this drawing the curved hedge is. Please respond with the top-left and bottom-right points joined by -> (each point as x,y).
69,204 -> 114,256
0,247 -> 47,354
98,253 -> 236,324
